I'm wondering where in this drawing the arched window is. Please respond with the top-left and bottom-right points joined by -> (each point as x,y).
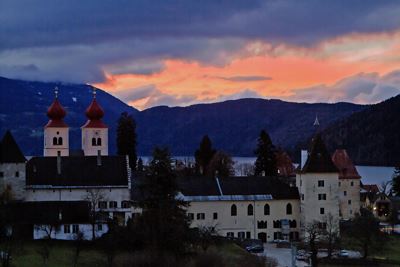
264,204 -> 270,215
92,137 -> 97,146
247,204 -> 254,216
58,137 -> 63,146
286,203 -> 292,215
97,138 -> 102,146
53,137 -> 58,145
290,220 -> 297,228
231,204 -> 237,216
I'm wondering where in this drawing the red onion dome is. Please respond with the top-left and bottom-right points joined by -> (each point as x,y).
82,98 -> 108,128
45,99 -> 68,128
47,99 -> 66,120
85,99 -> 104,120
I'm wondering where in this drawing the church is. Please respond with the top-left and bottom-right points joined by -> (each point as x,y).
0,88 -> 361,241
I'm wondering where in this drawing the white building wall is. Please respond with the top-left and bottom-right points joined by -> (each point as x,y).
296,173 -> 340,233
33,223 -> 108,240
81,128 -> 108,156
187,199 -> 300,242
0,163 -> 26,200
44,127 -> 69,157
339,178 -> 360,219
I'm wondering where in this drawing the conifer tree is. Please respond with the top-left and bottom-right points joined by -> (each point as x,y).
137,158 -> 144,173
136,147 -> 190,254
392,165 -> 400,196
194,135 -> 216,175
254,130 -> 277,176
116,112 -> 137,170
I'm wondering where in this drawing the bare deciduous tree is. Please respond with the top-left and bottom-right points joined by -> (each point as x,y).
84,189 -> 106,241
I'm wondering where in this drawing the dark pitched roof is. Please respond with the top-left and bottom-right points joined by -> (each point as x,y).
0,130 -> 26,163
301,134 -> 338,173
176,176 -> 299,200
4,201 -> 90,224
332,149 -> 361,179
26,156 -> 128,187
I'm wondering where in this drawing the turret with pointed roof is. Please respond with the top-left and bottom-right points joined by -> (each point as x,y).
0,130 -> 26,163
301,133 -> 338,173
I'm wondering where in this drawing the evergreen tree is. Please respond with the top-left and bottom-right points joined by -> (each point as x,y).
136,147 -> 190,255
254,130 -> 277,176
116,112 -> 137,170
194,135 -> 216,175
392,165 -> 400,196
137,158 -> 144,173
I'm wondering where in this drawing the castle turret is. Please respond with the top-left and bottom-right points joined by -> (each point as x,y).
44,87 -> 69,157
81,88 -> 108,156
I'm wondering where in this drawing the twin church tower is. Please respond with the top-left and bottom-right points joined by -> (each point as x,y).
43,87 -> 108,157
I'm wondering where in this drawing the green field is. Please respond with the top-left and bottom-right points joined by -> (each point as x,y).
3,240 -> 260,267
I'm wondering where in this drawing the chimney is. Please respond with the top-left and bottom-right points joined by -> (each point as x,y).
97,150 -> 102,166
301,150 -> 308,169
57,151 -> 61,175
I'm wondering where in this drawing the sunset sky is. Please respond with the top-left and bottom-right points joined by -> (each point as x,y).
1,1 -> 400,110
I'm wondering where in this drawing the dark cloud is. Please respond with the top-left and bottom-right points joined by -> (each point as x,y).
216,75 -> 272,82
1,0 -> 400,84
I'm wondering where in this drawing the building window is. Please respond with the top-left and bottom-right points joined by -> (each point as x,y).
226,232 -> 234,238
339,182 -> 341,187
264,204 -> 270,215
344,191 -> 347,196
351,181 -> 354,186
98,201 -> 107,209
318,222 -> 327,229
197,213 -> 205,220
246,232 -> 251,239
257,221 -> 267,229
348,200 -> 352,204
97,224 -> 103,231
231,204 -> 237,216
247,204 -> 254,216
286,203 -> 292,215
238,232 -> 245,239
301,194 -> 304,200
320,208 -> 325,215
188,213 -> 194,220
72,225 -> 79,234
213,212 -> 218,220
122,201 -> 130,209
318,180 -> 324,187
15,171 -> 19,177
0,172 -> 3,178
318,194 -> 326,200
273,220 -> 282,228
289,220 -> 297,228
109,201 -> 118,208
64,225 -> 71,234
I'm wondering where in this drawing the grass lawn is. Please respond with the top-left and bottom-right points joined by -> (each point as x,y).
371,235 -> 400,262
4,239 -> 252,267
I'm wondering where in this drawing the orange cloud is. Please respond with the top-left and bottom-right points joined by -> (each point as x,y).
94,31 -> 400,110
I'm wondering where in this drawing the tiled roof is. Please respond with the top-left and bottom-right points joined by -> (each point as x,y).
301,134 -> 338,173
276,150 -> 295,177
26,156 -> 129,187
176,176 -> 299,200
332,149 -> 361,179
0,130 -> 26,163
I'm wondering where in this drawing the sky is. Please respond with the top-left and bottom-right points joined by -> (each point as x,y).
1,0 -> 400,110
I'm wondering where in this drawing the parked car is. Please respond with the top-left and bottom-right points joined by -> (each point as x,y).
245,244 -> 264,253
339,250 -> 349,258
